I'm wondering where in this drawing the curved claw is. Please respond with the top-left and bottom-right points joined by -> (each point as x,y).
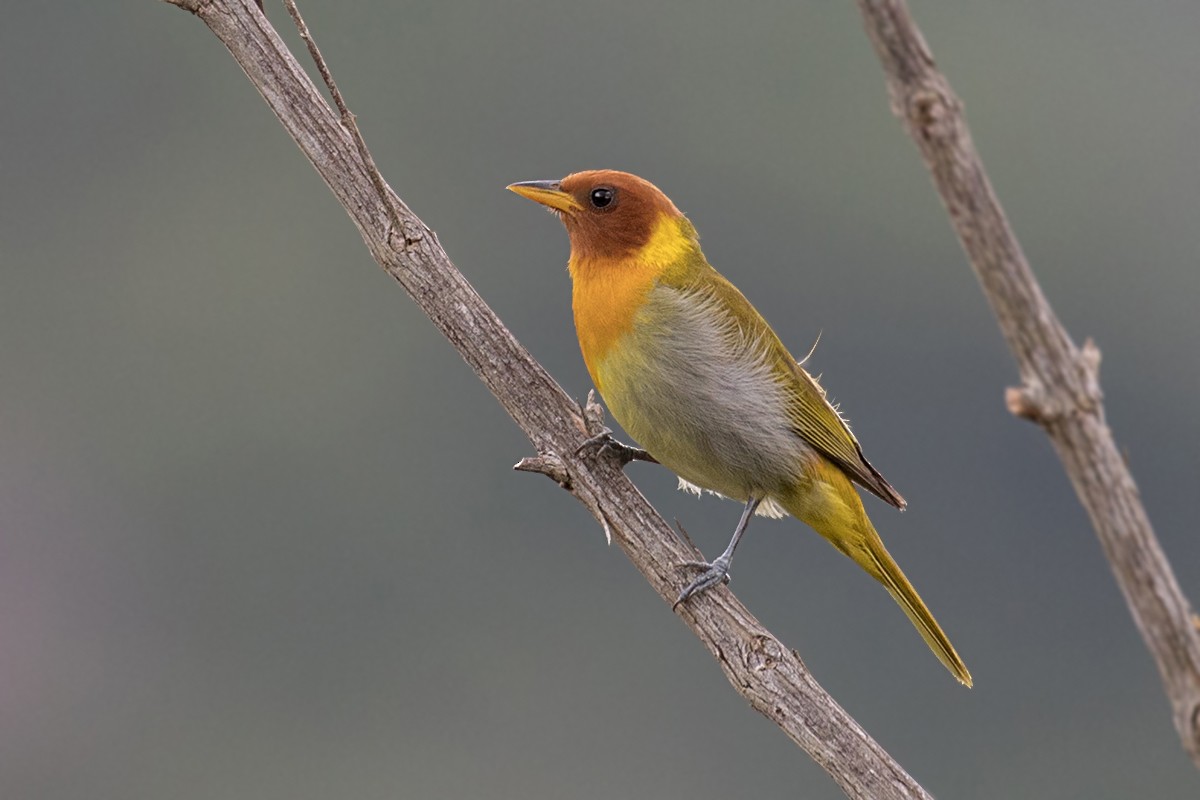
575,429 -> 657,466
672,559 -> 732,610
574,428 -> 615,458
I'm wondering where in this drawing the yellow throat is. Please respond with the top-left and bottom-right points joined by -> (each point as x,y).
569,214 -> 694,387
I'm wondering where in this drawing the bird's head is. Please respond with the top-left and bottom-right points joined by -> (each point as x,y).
508,170 -> 689,263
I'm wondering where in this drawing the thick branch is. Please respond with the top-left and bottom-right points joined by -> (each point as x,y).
856,0 -> 1200,765
157,0 -> 937,796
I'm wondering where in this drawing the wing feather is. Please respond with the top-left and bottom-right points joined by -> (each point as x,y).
670,263 -> 906,510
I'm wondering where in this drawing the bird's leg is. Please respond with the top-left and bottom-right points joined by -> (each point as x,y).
575,427 -> 658,466
674,496 -> 761,609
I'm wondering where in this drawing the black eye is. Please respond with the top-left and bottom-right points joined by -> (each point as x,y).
589,186 -> 615,209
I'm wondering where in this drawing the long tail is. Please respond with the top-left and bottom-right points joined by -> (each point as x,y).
784,469 -> 972,687
861,531 -> 973,687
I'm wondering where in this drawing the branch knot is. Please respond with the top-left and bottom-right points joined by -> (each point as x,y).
746,634 -> 785,673
1006,338 -> 1103,424
904,83 -> 962,146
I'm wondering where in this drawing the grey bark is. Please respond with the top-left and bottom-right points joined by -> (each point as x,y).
157,0 -> 940,797
855,0 -> 1200,766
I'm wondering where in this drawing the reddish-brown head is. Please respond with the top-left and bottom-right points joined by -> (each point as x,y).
508,170 -> 685,261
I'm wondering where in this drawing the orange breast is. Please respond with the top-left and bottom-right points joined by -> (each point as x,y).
568,214 -> 696,390
570,256 -> 659,390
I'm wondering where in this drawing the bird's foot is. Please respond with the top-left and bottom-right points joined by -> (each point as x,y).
574,428 -> 657,466
673,556 -> 732,610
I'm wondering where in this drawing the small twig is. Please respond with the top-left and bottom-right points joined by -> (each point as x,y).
513,452 -> 572,490
283,0 -> 409,242
673,519 -> 699,552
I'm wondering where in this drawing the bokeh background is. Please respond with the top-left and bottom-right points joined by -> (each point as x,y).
3,2 -> 1198,798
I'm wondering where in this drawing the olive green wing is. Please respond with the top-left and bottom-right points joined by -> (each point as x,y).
695,267 -> 907,510
778,356 -> 906,509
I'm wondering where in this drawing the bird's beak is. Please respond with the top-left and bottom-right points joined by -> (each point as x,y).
507,180 -> 583,215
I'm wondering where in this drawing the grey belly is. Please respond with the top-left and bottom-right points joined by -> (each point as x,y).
602,291 -> 812,500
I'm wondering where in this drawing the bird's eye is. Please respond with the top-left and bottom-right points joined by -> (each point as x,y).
589,186 -> 615,209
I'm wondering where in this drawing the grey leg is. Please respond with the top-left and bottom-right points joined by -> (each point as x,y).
674,496 -> 762,609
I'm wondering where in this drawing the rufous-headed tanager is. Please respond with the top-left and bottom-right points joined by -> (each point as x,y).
509,170 -> 971,686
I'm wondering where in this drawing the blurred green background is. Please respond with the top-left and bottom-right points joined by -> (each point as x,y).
2,1 -> 1198,798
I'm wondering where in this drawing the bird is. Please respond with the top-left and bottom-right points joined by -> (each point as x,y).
508,170 -> 971,686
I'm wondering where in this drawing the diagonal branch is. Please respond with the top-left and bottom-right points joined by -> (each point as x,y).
155,0 -> 942,797
855,0 -> 1200,766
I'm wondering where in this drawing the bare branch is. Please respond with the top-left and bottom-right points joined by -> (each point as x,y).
156,0 -> 942,796
855,0 -> 1200,765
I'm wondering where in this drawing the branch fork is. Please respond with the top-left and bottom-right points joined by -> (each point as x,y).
514,393 -> 658,547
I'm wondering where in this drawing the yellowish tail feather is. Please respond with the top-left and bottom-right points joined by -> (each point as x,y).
864,541 -> 973,687
782,464 -> 971,686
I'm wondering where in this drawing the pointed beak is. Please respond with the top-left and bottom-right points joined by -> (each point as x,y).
507,180 -> 583,215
